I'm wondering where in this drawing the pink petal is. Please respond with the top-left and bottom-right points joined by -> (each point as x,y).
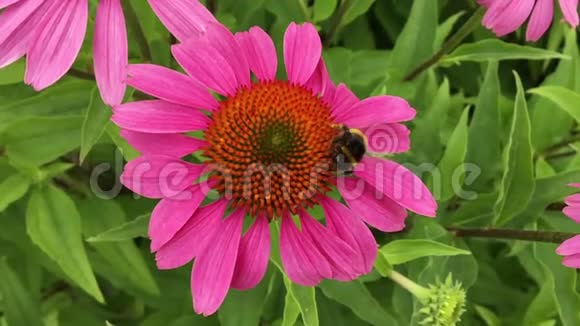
335,96 -> 416,129
563,206 -> 580,223
172,23 -> 250,96
304,58 -> 333,97
147,0 -> 217,42
483,0 -> 534,37
299,210 -> 361,281
329,83 -> 358,117
235,26 -> 277,81
364,123 -> 411,154
149,184 -> 210,252
155,199 -> 228,269
565,194 -> 580,205
319,196 -> 377,274
569,183 -> 580,188
128,64 -> 218,111
94,0 -> 127,106
283,22 -> 322,85
0,0 -> 44,68
478,0 -> 494,7
556,235 -> 580,255
192,209 -> 244,316
526,0 -> 553,41
120,130 -> 207,158
279,213 -> 332,286
562,253 -> 580,268
354,156 -> 438,217
0,0 -> 21,9
231,215 -> 270,290
559,0 -> 579,27
25,0 -> 88,90
112,100 -> 210,133
337,177 -> 408,232
120,155 -> 206,198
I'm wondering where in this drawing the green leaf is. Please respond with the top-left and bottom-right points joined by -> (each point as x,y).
434,11 -> 464,49
528,86 -> 580,123
466,61 -> 501,191
26,185 -> 104,303
80,88 -> 112,163
430,106 -> 469,201
0,174 -> 30,212
475,305 -> 501,326
282,286 -> 300,326
80,198 -> 159,296
312,0 -> 337,22
86,213 -> 149,242
219,272 -> 272,326
319,280 -> 398,326
493,72 -> 535,226
341,0 -> 376,27
442,39 -> 568,64
0,258 -> 44,326
2,116 -> 83,167
105,123 -> 140,161
0,59 -> 25,85
379,239 -> 471,265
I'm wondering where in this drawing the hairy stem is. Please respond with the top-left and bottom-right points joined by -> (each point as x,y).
388,270 -> 429,299
323,0 -> 353,46
540,132 -> 580,159
403,7 -> 485,81
122,1 -> 152,62
67,68 -> 94,80
447,227 -> 576,244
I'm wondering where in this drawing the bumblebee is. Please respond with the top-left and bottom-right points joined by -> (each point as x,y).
331,124 -> 367,174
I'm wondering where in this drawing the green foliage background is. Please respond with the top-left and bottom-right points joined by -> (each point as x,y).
1,0 -> 580,325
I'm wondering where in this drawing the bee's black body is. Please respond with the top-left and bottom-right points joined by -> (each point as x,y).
331,125 -> 367,174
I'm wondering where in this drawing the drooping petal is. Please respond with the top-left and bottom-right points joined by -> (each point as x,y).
120,155 -> 206,198
25,0 -> 88,90
304,59 -> 333,97
556,235 -> 580,255
335,95 -> 416,129
94,0 -> 127,106
354,156 -> 438,217
112,100 -> 210,133
329,83 -> 358,117
235,26 -> 277,81
337,177 -> 408,232
565,194 -> 580,205
231,215 -> 270,290
283,22 -> 322,85
192,209 -> 244,316
127,64 -> 218,111
147,0 -> 217,42
559,0 -> 579,27
526,0 -> 553,41
364,123 -> 411,154
155,199 -> 228,269
562,253 -> 580,268
149,184 -> 210,252
279,213 -> 332,286
319,196 -> 378,274
120,130 -> 207,158
563,206 -> 580,223
172,23 -> 250,96
483,0 -> 534,37
0,0 -> 21,9
299,210 -> 361,281
0,0 -> 44,68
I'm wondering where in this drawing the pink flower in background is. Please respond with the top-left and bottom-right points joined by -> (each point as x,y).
478,0 -> 579,41
113,0 -> 437,316
556,184 -> 580,268
0,0 -> 127,106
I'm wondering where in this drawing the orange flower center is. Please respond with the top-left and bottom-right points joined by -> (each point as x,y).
204,81 -> 336,218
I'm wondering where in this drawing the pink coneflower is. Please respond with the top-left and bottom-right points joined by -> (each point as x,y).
0,0 -> 127,106
556,184 -> 580,268
113,0 -> 437,316
478,0 -> 579,41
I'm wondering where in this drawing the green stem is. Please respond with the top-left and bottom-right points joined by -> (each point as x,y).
298,0 -> 310,21
323,0 -> 353,46
403,7 -> 485,81
387,270 -> 430,300
447,227 -> 576,244
67,68 -> 94,81
122,1 -> 152,62
540,132 -> 580,159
